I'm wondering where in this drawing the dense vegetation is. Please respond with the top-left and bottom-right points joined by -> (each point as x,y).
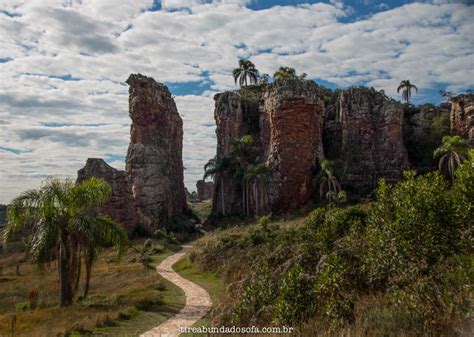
191,151 -> 473,336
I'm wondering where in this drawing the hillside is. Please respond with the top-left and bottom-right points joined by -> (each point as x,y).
189,152 -> 473,336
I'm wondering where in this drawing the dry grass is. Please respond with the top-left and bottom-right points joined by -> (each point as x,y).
0,240 -> 184,337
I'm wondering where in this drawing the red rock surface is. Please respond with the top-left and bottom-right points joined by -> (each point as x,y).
212,92 -> 260,215
333,88 -> 409,194
76,158 -> 134,231
451,94 -> 474,146
196,180 -> 213,200
125,74 -> 187,230
260,81 -> 324,211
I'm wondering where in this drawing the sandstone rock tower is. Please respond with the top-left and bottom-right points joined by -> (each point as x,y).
76,158 -> 134,231
329,88 -> 409,194
260,81 -> 325,211
450,94 -> 474,146
125,74 -> 187,230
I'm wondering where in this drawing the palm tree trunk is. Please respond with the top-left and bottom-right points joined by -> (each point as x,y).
59,237 -> 73,307
242,183 -> 245,215
255,181 -> 259,216
220,177 -> 226,216
74,247 -> 82,293
83,256 -> 93,298
246,181 -> 250,217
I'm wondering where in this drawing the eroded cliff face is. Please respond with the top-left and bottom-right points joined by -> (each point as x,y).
330,88 -> 410,195
213,92 -> 260,215
260,81 -> 324,211
211,84 -> 411,216
451,94 -> 474,146
125,74 -> 187,230
77,158 -> 134,231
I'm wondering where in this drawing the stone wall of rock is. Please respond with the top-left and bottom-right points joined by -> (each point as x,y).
260,81 -> 324,211
329,88 -> 409,195
451,94 -> 474,146
212,92 -> 260,215
402,103 -> 450,172
125,74 -> 187,230
77,158 -> 134,231
196,180 -> 213,200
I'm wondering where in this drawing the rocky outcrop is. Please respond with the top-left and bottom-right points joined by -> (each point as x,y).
0,204 -> 7,226
260,80 -> 324,211
212,92 -> 260,215
77,158 -> 134,230
328,88 -> 409,195
196,180 -> 213,200
402,103 -> 450,171
125,74 -> 187,230
451,94 -> 474,146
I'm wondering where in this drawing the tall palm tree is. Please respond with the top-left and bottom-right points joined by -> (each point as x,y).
233,59 -> 259,87
273,67 -> 307,81
243,164 -> 271,216
5,177 -> 127,306
397,80 -> 418,103
434,135 -> 469,183
204,156 -> 231,215
315,160 -> 342,201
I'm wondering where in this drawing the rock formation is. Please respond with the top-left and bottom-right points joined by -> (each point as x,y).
260,80 -> 324,211
76,158 -> 134,230
327,88 -> 409,195
196,180 -> 213,200
451,94 -> 474,146
212,91 -> 260,215
402,103 -> 450,172
126,74 -> 187,230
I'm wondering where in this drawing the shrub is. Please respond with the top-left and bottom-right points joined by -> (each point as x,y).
365,171 -> 460,287
273,264 -> 315,325
314,254 -> 354,327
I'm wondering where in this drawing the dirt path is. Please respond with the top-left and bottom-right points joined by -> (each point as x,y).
140,246 -> 212,337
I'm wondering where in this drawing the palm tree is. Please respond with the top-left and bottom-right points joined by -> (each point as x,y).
243,164 -> 271,216
273,67 -> 307,81
204,156 -> 231,215
315,160 -> 342,201
397,80 -> 418,103
4,177 -> 127,306
233,59 -> 259,87
434,135 -> 469,183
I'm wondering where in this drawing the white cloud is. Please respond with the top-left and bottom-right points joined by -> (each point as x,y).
0,0 -> 473,202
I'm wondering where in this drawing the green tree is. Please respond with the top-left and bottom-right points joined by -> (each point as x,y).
397,80 -> 418,103
204,156 -> 231,215
243,163 -> 271,216
434,135 -> 469,183
273,67 -> 307,81
315,160 -> 342,201
4,177 -> 127,306
233,59 -> 259,87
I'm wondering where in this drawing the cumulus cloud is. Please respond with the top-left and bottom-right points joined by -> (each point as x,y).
0,0 -> 473,202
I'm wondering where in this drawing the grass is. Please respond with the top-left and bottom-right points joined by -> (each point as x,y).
0,239 -> 186,337
188,200 -> 212,223
173,255 -> 225,336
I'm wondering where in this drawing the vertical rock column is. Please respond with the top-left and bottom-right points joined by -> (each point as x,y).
260,81 -> 324,212
450,94 -> 474,146
126,74 -> 187,230
212,92 -> 260,215
77,158 -> 134,231
335,88 -> 409,195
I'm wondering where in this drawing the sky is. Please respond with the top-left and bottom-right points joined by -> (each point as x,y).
0,0 -> 473,203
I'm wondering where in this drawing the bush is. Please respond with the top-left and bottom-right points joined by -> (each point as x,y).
273,264 -> 315,325
305,205 -> 367,254
365,171 -> 461,287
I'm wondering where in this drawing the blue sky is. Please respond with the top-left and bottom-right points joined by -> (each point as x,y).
0,0 -> 473,203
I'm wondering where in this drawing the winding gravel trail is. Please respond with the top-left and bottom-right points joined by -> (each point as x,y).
140,246 -> 212,337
